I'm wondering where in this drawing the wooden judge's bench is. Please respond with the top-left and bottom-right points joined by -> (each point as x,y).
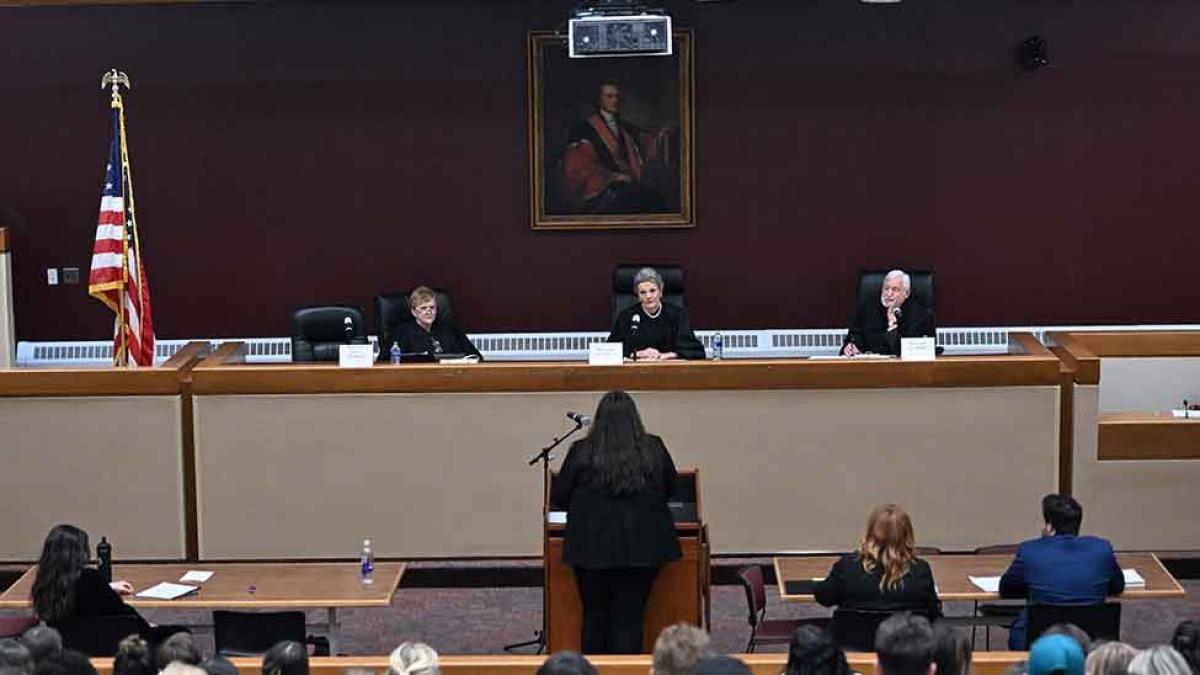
544,470 -> 710,652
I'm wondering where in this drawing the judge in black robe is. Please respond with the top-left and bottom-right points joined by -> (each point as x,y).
843,270 -> 935,356
388,286 -> 483,360
606,267 -> 705,361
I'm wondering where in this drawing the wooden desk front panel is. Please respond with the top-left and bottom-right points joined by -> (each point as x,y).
0,395 -> 186,560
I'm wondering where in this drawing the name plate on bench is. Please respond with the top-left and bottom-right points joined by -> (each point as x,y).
901,337 -> 936,362
338,344 -> 375,368
589,342 -> 623,366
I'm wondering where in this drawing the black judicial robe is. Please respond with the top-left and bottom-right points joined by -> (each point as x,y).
843,297 -> 935,356
607,303 -> 706,360
393,319 -> 483,359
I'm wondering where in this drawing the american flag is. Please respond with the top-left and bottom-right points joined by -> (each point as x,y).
88,104 -> 154,367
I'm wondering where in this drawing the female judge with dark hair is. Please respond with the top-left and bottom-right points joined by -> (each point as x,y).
550,391 -> 681,654
813,504 -> 940,619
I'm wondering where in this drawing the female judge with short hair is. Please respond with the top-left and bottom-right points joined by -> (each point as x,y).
607,267 -> 705,361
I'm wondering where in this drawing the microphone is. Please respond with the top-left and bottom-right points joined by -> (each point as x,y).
566,411 -> 592,426
631,314 -> 640,331
891,306 -> 902,320
343,316 -> 355,343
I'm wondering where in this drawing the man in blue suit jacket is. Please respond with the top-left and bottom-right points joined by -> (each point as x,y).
999,494 -> 1125,649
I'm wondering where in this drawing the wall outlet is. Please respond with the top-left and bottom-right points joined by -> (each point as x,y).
46,268 -> 58,285
62,267 -> 81,284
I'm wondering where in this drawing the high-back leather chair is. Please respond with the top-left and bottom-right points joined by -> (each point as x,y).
613,265 -> 686,321
374,289 -> 456,351
857,269 -> 935,312
290,305 -> 367,362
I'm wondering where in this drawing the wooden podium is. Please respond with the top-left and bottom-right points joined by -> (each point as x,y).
544,469 -> 710,653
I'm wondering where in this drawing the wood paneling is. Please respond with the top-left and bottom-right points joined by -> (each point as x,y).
1070,332 -> 1200,358
0,343 -> 209,397
1048,332 -> 1100,385
0,228 -> 7,253
1098,413 -> 1200,460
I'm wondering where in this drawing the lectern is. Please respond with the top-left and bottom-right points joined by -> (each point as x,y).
544,469 -> 709,653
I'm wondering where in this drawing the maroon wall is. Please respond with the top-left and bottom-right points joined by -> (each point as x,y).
4,0 -> 1198,341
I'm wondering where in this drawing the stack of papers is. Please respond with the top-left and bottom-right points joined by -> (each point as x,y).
547,511 -> 567,525
180,570 -> 214,583
135,582 -> 198,600
1123,568 -> 1146,587
968,575 -> 1002,593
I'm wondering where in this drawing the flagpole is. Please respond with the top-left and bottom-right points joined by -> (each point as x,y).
102,69 -> 130,367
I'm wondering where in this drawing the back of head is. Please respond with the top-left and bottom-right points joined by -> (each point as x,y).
1043,624 -> 1093,655
262,641 -> 308,675
113,636 -> 154,675
536,652 -> 597,675
653,623 -> 713,675
1029,635 -> 1086,675
583,390 -> 658,495
933,622 -> 973,675
156,632 -> 201,670
1128,646 -> 1191,675
387,643 -> 439,675
0,638 -> 34,675
1172,620 -> 1200,675
199,656 -> 239,675
33,650 -> 96,675
692,656 -> 752,675
875,613 -> 936,675
31,525 -> 91,624
1042,494 -> 1083,536
161,664 -> 206,675
785,625 -> 851,675
1085,642 -> 1139,675
859,504 -> 917,591
20,627 -> 62,667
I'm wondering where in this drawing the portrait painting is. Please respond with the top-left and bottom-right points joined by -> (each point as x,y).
527,30 -> 694,230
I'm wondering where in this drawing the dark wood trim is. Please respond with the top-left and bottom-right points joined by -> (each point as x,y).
0,227 -> 8,254
1048,331 -> 1100,385
0,367 -> 182,396
1070,331 -> 1200,358
1051,348 -> 1075,494
1098,413 -> 1200,460
168,341 -> 212,562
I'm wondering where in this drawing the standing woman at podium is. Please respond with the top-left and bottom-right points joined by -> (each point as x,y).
551,390 -> 681,654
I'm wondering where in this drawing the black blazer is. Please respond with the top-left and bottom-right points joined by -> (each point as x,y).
392,319 -> 482,359
813,553 -> 941,617
844,297 -> 935,356
607,303 -> 705,360
47,568 -> 149,632
550,435 -> 683,569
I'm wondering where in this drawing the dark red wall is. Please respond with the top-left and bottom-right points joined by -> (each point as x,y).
4,0 -> 1198,341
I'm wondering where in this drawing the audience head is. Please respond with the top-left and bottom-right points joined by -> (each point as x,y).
1171,620 -> 1199,675
536,652 -> 597,675
1128,646 -> 1191,675
692,656 -> 752,675
0,639 -> 33,675
30,525 -> 91,624
1042,494 -> 1083,536
876,612 -> 936,675
113,635 -> 154,675
199,656 -> 239,675
785,625 -> 851,675
262,641 -> 308,675
652,623 -> 713,675
1043,624 -> 1093,655
1086,642 -> 1139,675
408,287 -> 438,328
33,650 -> 95,675
19,627 -> 62,667
859,504 -> 917,591
933,622 -> 973,675
156,632 -> 201,670
341,669 -> 377,675
1029,635 -> 1086,675
387,643 -> 439,675
161,665 -> 206,675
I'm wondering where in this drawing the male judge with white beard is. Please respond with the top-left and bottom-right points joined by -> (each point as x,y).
842,269 -> 935,357
607,267 -> 705,361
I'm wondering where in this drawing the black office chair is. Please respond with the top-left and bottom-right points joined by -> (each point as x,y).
59,615 -> 147,656
857,269 -> 935,313
1028,603 -> 1122,644
612,264 -> 686,321
374,288 -> 456,353
213,610 -> 328,656
290,305 -> 367,362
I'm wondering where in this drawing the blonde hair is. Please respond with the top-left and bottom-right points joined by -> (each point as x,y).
653,623 -> 713,675
1086,642 -> 1139,675
859,503 -> 916,591
388,643 -> 439,675
408,287 -> 436,310
1128,646 -> 1190,675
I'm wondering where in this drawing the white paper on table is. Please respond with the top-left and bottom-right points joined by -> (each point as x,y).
179,570 -> 214,583
547,511 -> 567,525
136,582 -> 198,600
1123,568 -> 1146,587
969,575 -> 1002,593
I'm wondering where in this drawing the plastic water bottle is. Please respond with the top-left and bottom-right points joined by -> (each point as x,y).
96,536 -> 113,584
389,342 -> 402,365
712,332 -> 724,360
359,538 -> 375,585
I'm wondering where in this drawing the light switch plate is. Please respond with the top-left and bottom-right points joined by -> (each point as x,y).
47,268 -> 59,285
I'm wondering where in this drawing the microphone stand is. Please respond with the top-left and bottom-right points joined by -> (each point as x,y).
503,419 -> 587,654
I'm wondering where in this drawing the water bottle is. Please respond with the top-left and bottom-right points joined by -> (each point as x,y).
359,538 -> 375,585
389,342 -> 402,365
96,536 -> 113,584
712,332 -> 724,360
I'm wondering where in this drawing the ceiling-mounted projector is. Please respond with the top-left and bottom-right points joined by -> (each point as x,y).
568,4 -> 672,58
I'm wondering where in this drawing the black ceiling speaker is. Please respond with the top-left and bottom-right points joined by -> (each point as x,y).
1018,35 -> 1050,71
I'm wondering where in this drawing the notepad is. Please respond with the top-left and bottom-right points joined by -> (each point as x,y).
547,511 -> 567,525
180,570 -> 213,583
969,575 -> 1002,593
1123,568 -> 1146,587
136,582 -> 198,600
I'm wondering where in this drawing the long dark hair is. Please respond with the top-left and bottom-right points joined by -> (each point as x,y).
30,524 -> 91,623
577,391 -> 662,495
785,625 -> 852,675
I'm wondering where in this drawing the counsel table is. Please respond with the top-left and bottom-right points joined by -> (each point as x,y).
0,562 -> 406,653
774,552 -> 1185,602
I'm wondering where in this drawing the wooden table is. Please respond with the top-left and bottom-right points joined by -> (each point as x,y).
774,552 -> 1185,602
0,562 -> 405,653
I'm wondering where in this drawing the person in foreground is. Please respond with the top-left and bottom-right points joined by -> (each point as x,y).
1128,646 -> 1192,675
262,641 -> 307,675
388,642 -> 439,675
29,524 -> 185,649
0,639 -> 33,675
1028,635 -> 1085,675
607,267 -> 704,361
550,391 -> 681,653
814,504 -> 940,619
112,636 -> 154,675
999,494 -> 1125,650
692,656 -> 752,675
784,625 -> 853,675
842,269 -> 935,357
536,652 -> 597,675
652,623 -> 713,675
875,613 -> 937,675
391,286 -> 482,360
1085,641 -> 1139,675
1172,619 -> 1199,675
932,622 -> 973,675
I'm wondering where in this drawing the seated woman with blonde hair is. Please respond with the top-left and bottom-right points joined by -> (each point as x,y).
814,504 -> 940,618
388,643 -> 439,675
